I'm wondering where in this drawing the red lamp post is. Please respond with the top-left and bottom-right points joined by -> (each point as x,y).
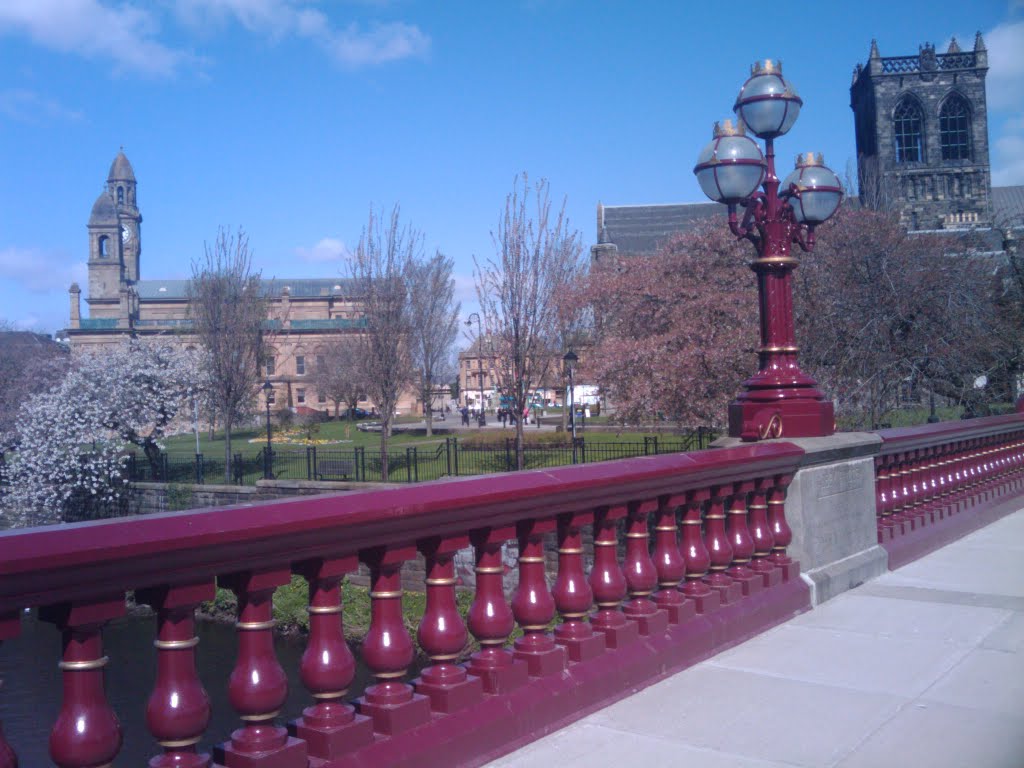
694,60 -> 843,440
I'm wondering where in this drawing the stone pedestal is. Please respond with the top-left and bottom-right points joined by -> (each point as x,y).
715,433 -> 888,605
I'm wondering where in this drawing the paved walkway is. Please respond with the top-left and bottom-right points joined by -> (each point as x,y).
487,508 -> 1024,768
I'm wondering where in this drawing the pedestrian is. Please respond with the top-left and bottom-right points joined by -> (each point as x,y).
461,406 -> 469,426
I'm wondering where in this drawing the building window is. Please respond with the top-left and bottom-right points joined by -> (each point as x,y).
99,235 -> 109,257
317,392 -> 327,404
939,95 -> 971,161
893,98 -> 924,163
297,388 -> 306,405
117,186 -> 124,205
264,356 -> 275,376
296,355 -> 305,375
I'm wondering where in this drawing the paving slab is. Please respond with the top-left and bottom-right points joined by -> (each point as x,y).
485,506 -> 1024,768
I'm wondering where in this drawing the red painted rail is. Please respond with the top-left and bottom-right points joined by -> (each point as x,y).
0,442 -> 810,768
874,413 -> 1024,567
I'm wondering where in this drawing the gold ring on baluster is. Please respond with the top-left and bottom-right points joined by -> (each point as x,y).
475,566 -> 504,574
429,653 -> 460,661
625,532 -> 649,538
630,590 -> 653,597
369,590 -> 403,599
311,689 -> 349,699
705,514 -> 726,519
479,638 -> 506,646
595,601 -> 622,608
240,710 -> 280,721
748,504 -> 768,510
307,605 -> 343,614
517,556 -> 545,563
58,656 -> 109,671
154,637 -> 200,650
557,548 -> 583,554
235,619 -> 276,631
593,540 -> 617,546
768,500 -> 785,505
654,525 -> 677,531
520,624 -> 548,631
425,577 -> 458,586
374,670 -> 407,679
159,737 -> 202,748
560,611 -> 586,619
680,519 -> 702,525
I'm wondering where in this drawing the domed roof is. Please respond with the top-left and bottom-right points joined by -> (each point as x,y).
107,148 -> 135,182
89,190 -> 118,225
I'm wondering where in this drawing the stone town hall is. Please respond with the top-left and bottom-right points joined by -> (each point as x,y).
65,151 -> 416,414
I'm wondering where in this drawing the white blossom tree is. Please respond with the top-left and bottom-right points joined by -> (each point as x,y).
1,339 -> 200,528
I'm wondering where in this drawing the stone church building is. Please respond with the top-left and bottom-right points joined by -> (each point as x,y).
593,33 -> 1023,259
66,150 -> 418,415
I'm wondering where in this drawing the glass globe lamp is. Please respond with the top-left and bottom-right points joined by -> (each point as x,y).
693,119 -> 767,204
733,60 -> 802,139
781,152 -> 844,224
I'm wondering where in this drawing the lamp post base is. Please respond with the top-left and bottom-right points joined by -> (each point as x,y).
728,398 -> 834,441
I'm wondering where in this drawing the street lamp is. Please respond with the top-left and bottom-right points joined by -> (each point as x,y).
465,313 -> 486,427
563,350 -> 578,463
262,379 -> 274,479
694,60 -> 843,440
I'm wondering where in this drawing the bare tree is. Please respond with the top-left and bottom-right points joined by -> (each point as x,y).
189,227 -> 268,482
311,333 -> 367,419
348,206 -> 416,481
407,251 -> 460,436
0,326 -> 69,449
475,174 -> 584,469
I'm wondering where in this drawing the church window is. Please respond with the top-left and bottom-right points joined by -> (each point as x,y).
893,98 -> 924,163
939,95 -> 971,160
297,388 -> 306,405
296,356 -> 306,375
117,186 -> 124,205
99,236 -> 109,257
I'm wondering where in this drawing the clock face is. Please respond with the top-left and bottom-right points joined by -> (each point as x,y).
121,225 -> 132,243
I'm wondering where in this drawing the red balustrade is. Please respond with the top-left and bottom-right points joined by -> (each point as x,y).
216,569 -> 306,767
651,495 -> 695,623
137,582 -> 214,768
725,480 -> 761,596
291,557 -> 373,759
0,442 -> 811,768
622,500 -> 669,635
356,547 -> 431,735
414,536 -> 484,712
767,474 -> 798,581
589,505 -> 639,648
511,519 -> 567,676
875,414 -> 1024,567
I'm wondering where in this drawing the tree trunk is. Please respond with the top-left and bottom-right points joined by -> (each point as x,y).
380,419 -> 390,482
223,418 -> 233,483
142,439 -> 163,477
515,414 -> 525,470
425,396 -> 433,437
561,390 -> 569,432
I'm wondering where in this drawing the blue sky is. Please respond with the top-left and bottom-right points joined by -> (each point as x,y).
1,0 -> 1022,334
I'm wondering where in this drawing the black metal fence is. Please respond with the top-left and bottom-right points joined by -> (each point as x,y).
123,429 -> 718,486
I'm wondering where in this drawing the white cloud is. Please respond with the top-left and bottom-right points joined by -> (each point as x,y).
0,247 -> 85,294
0,89 -> 83,123
0,0 -> 192,76
295,237 -> 347,263
985,20 -> 1024,111
174,0 -> 430,67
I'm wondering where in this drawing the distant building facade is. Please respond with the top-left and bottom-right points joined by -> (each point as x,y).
67,150 -> 420,415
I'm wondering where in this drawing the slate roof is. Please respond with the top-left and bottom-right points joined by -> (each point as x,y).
107,150 -> 135,182
134,277 -> 357,301
88,190 -> 118,226
597,202 -> 725,255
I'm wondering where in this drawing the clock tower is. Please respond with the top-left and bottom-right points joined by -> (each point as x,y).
86,149 -> 142,316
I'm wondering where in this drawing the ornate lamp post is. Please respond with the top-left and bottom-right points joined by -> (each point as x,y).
262,379 -> 274,479
694,60 -> 843,440
563,350 -> 578,463
465,313 -> 486,427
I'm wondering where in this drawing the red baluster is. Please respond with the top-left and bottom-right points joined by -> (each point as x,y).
40,598 -> 125,768
137,583 -> 214,768
622,500 -> 669,635
725,480 -> 761,596
467,527 -> 528,694
356,546 -> 431,735
290,557 -> 372,759
0,613 -> 18,768
552,511 -> 605,661
768,474 -> 799,581
748,478 -> 782,587
589,505 -> 639,648
511,519 -> 567,676
703,486 -> 741,603
892,453 -> 916,530
414,536 -> 484,712
215,569 -> 306,767
874,456 -> 891,540
678,489 -> 719,613
652,495 -> 695,624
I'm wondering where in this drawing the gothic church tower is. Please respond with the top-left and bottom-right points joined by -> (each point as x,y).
850,34 -> 991,230
86,149 -> 142,317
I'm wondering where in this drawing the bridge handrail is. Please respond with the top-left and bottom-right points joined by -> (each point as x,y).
875,413 -> 1024,455
0,441 -> 803,621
